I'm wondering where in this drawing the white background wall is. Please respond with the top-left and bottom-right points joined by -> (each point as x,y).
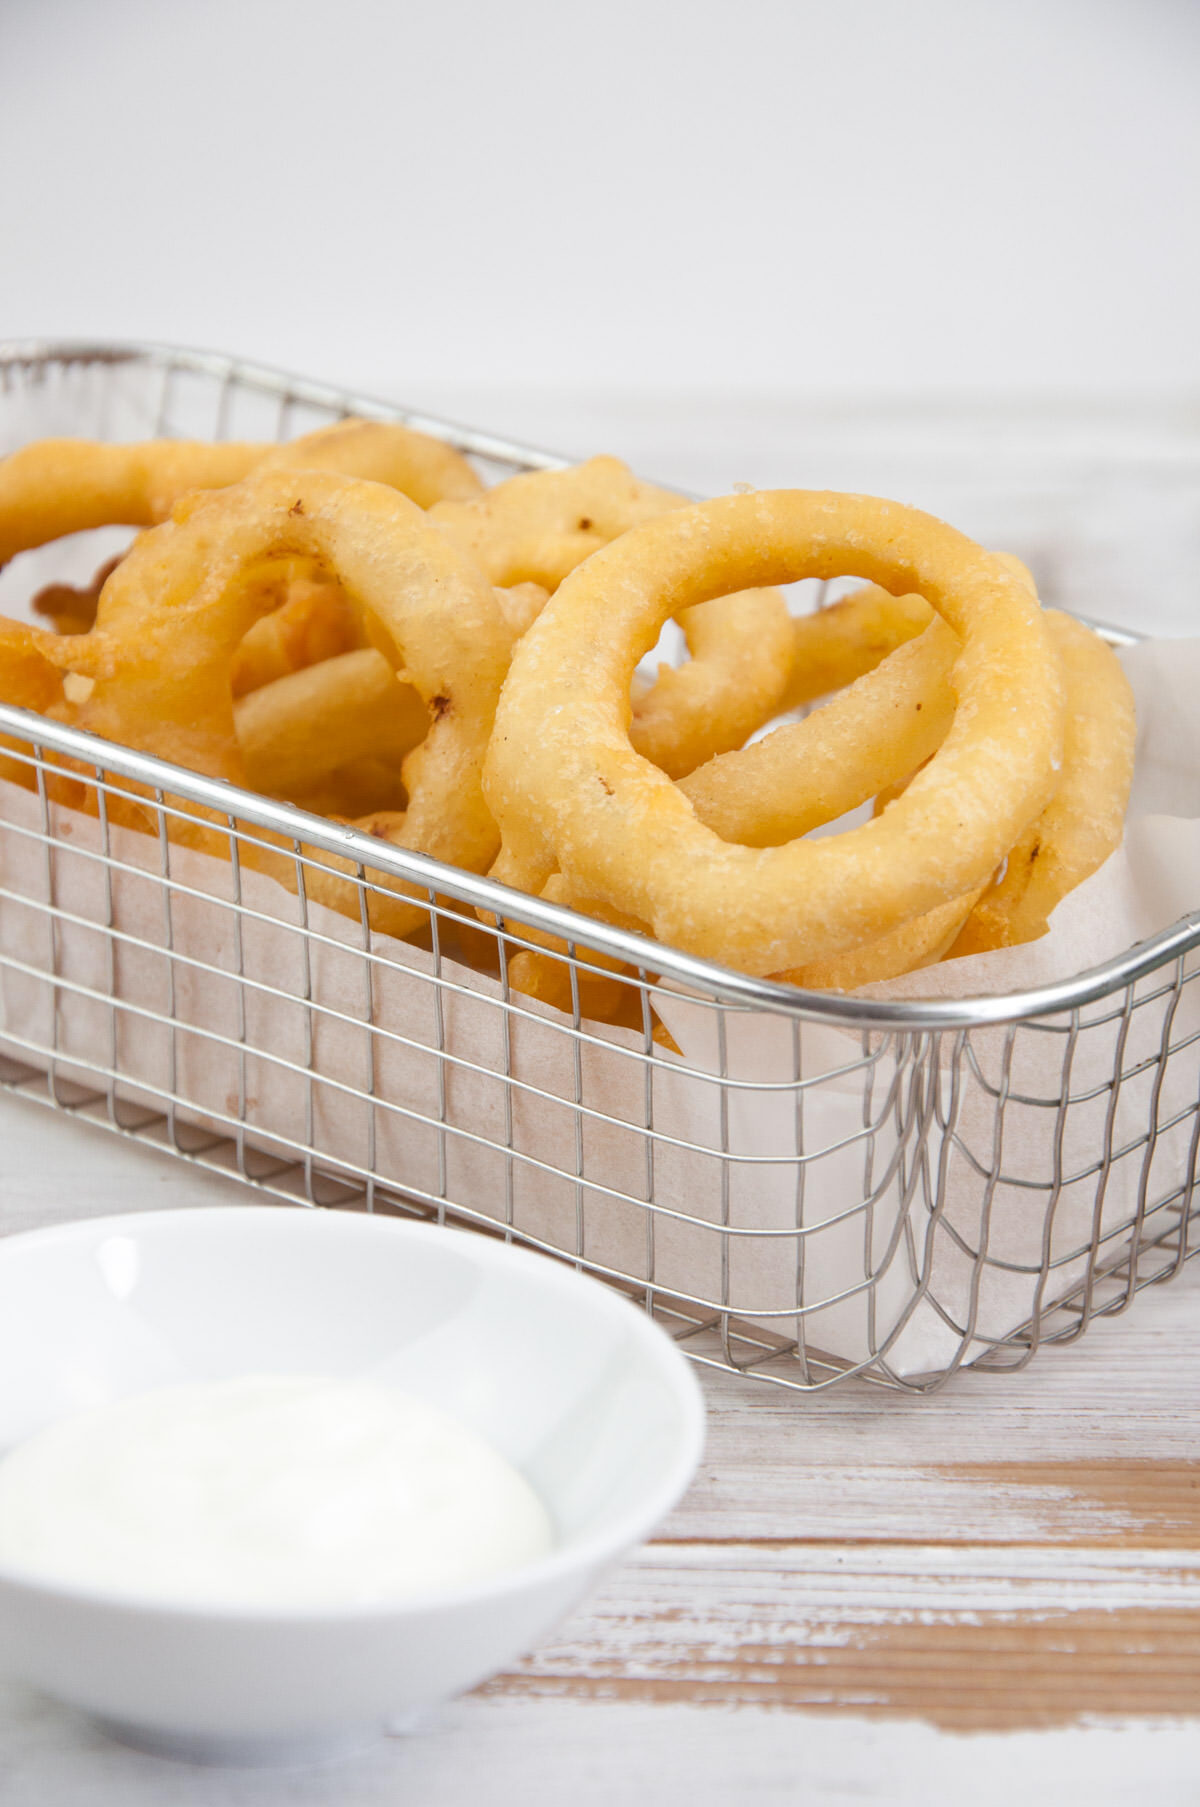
2,0 -> 1198,403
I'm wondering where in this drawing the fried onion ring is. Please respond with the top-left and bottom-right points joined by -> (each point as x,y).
628,588 -> 794,779
484,491 -> 1065,977
261,418 -> 483,507
668,554 -> 1038,852
434,459 -> 795,775
428,456 -> 683,589
679,614 -> 960,845
784,584 -> 933,708
0,420 -> 483,567
0,618 -> 67,789
949,610 -> 1135,956
505,590 -> 955,1008
507,610 -> 962,1008
233,647 -> 430,800
44,467 -> 511,933
776,885 -> 985,991
229,569 -> 366,696
34,550 -> 381,706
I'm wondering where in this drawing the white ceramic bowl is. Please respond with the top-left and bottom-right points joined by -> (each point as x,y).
0,1205 -> 703,1764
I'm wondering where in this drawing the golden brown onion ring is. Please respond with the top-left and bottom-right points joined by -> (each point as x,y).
428,456 -> 683,589
484,490 -> 1065,978
949,611 -> 1135,956
43,466 -> 512,935
0,420 -> 482,567
229,569 -> 365,697
0,618 -> 68,789
679,614 -> 960,845
261,418 -> 483,507
434,460 -> 795,775
776,886 -> 985,991
233,647 -> 429,800
784,584 -> 933,708
511,615 -> 962,1010
629,588 -> 794,780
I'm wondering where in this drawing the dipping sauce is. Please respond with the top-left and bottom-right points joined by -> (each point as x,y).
0,1375 -> 554,1608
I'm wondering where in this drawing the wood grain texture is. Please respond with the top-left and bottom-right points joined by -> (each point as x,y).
4,1066 -> 1200,1796
4,1688 -> 1200,1807
485,1266 -> 1200,1737
670,1457 -> 1200,1547
491,1545 -> 1200,1730
668,1268 -> 1200,1548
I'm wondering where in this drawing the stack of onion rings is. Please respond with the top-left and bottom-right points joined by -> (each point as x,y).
484,490 -> 1067,977
432,457 -> 795,776
0,417 -> 1135,1002
38,466 -> 512,936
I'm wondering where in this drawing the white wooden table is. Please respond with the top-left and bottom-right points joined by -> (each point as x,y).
3,1085 -> 1199,1806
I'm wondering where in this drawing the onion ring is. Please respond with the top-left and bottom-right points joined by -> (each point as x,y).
628,587 -> 794,779
233,647 -> 429,800
509,588 -> 960,1008
0,420 -> 483,567
434,459 -> 795,775
260,418 -> 483,507
688,560 -> 1038,844
776,886 -> 985,991
508,611 -> 962,1009
949,610 -> 1135,955
229,569 -> 366,696
428,456 -> 683,589
679,614 -> 959,845
784,584 -> 933,708
233,579 -> 543,799
0,619 -> 67,789
45,466 -> 511,934
484,491 -> 1065,977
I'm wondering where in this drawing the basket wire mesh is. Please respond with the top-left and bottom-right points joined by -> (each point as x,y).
1,341 -> 1198,1394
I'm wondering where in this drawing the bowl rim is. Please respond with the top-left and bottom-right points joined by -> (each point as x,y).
0,1204 -> 706,1623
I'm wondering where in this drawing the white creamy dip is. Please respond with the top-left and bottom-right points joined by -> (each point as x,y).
0,1375 -> 554,1609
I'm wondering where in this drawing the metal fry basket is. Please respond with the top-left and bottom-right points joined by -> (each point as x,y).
2,340 -> 1198,1394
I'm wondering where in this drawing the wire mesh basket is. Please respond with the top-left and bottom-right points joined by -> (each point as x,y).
1,340 -> 1198,1394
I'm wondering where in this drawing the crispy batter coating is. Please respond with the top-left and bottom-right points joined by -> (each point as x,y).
485,491 -> 1065,978
0,420 -> 483,567
39,466 -> 511,938
949,610 -> 1135,956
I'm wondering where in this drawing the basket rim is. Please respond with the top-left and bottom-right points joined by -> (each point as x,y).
0,335 -> 1186,1034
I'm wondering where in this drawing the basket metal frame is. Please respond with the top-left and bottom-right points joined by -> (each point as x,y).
1,338 -> 1197,1394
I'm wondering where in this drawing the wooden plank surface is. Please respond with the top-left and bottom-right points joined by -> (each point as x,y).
3,1091 -> 1200,1802
488,1266 -> 1200,1740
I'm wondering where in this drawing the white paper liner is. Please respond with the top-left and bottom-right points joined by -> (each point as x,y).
1,637 -> 1197,1381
